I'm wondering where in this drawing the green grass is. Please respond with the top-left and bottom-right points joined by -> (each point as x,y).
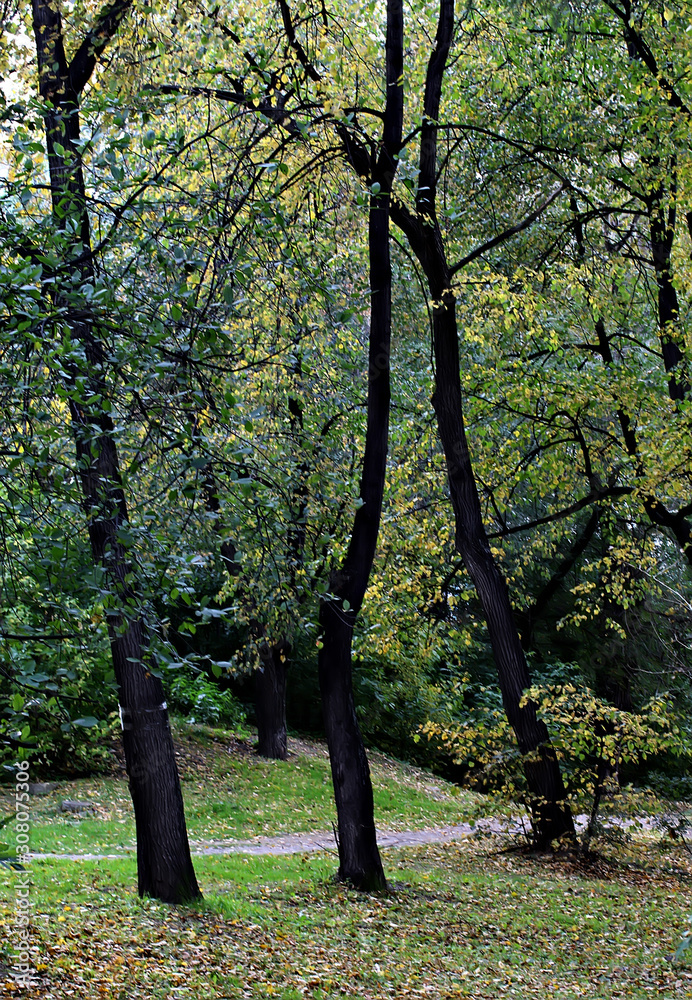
1,844 -> 691,998
0,723 -> 473,856
1,723 -> 691,998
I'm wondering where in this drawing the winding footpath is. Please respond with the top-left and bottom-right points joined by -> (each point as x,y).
29,818 -> 523,862
29,812 -> 660,862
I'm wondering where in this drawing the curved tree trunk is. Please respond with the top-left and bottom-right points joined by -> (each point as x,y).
31,0 -> 200,903
315,0 -> 403,891
384,0 -> 575,848
430,295 -> 575,846
317,173 -> 391,890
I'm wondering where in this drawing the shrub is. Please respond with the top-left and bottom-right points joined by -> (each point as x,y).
0,628 -> 117,778
165,669 -> 248,729
420,676 -> 692,845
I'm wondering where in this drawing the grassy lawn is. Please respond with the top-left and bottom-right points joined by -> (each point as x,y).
0,725 -> 691,998
1,846 -> 691,998
0,725 -> 474,856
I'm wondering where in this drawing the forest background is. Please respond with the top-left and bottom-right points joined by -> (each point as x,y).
0,0 -> 691,900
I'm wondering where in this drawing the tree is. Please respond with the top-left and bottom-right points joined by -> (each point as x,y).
305,0 -> 402,888
15,0 -> 202,903
143,0 -> 576,849
330,0 -> 576,846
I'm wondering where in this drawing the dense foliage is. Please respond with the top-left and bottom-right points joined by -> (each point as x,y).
0,0 -> 690,826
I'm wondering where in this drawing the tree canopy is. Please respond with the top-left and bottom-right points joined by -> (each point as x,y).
0,0 -> 690,897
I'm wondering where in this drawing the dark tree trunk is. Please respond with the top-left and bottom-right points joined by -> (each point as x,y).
317,188 -> 391,889
380,0 -> 575,848
314,0 -> 403,891
31,0 -> 200,903
339,0 -> 574,848
253,376 -> 306,761
594,320 -> 692,566
649,184 -> 688,401
255,641 -> 289,759
318,602 -> 384,888
71,394 -> 200,902
431,297 -> 575,846
204,471 -> 291,760
117,625 -> 201,903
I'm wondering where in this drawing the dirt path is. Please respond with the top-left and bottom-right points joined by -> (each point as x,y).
29,818 -> 521,862
29,812 -> 662,862
189,818 -> 517,856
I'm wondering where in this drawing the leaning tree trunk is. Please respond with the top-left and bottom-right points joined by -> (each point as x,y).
32,0 -> 200,903
317,174 -> 390,890
383,0 -> 575,848
432,294 -> 575,845
316,0 -> 403,891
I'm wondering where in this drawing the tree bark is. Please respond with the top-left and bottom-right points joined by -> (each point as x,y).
255,641 -> 289,759
318,601 -> 384,887
594,320 -> 692,566
315,0 -> 403,890
316,192 -> 391,887
32,0 -> 200,903
384,0 -> 575,848
430,294 -> 575,846
649,179 -> 688,401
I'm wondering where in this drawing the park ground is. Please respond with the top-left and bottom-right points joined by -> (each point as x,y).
0,725 -> 691,999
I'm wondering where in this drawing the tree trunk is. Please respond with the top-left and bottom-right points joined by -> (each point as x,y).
317,188 -> 391,889
32,0 -> 200,903
315,0 -> 403,891
69,388 -> 200,902
432,295 -> 575,846
382,0 -> 575,848
255,641 -> 289,759
117,625 -> 201,903
318,602 -> 385,889
594,319 -> 692,566
649,184 -> 688,401
205,472 -> 291,760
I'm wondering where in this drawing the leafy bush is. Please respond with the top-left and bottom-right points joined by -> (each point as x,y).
0,628 -> 117,778
418,677 -> 522,797
165,668 -> 248,729
420,674 -> 692,844
353,658 -> 462,768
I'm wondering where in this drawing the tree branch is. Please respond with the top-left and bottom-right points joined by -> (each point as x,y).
417,0 -> 454,215
144,83 -> 311,136
277,0 -> 322,82
449,183 -> 565,277
68,0 -> 134,95
486,486 -> 631,538
518,508 -> 601,650
602,0 -> 691,116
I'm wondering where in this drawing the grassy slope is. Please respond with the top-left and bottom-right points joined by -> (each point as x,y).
3,724 -> 474,856
0,725 -> 691,998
